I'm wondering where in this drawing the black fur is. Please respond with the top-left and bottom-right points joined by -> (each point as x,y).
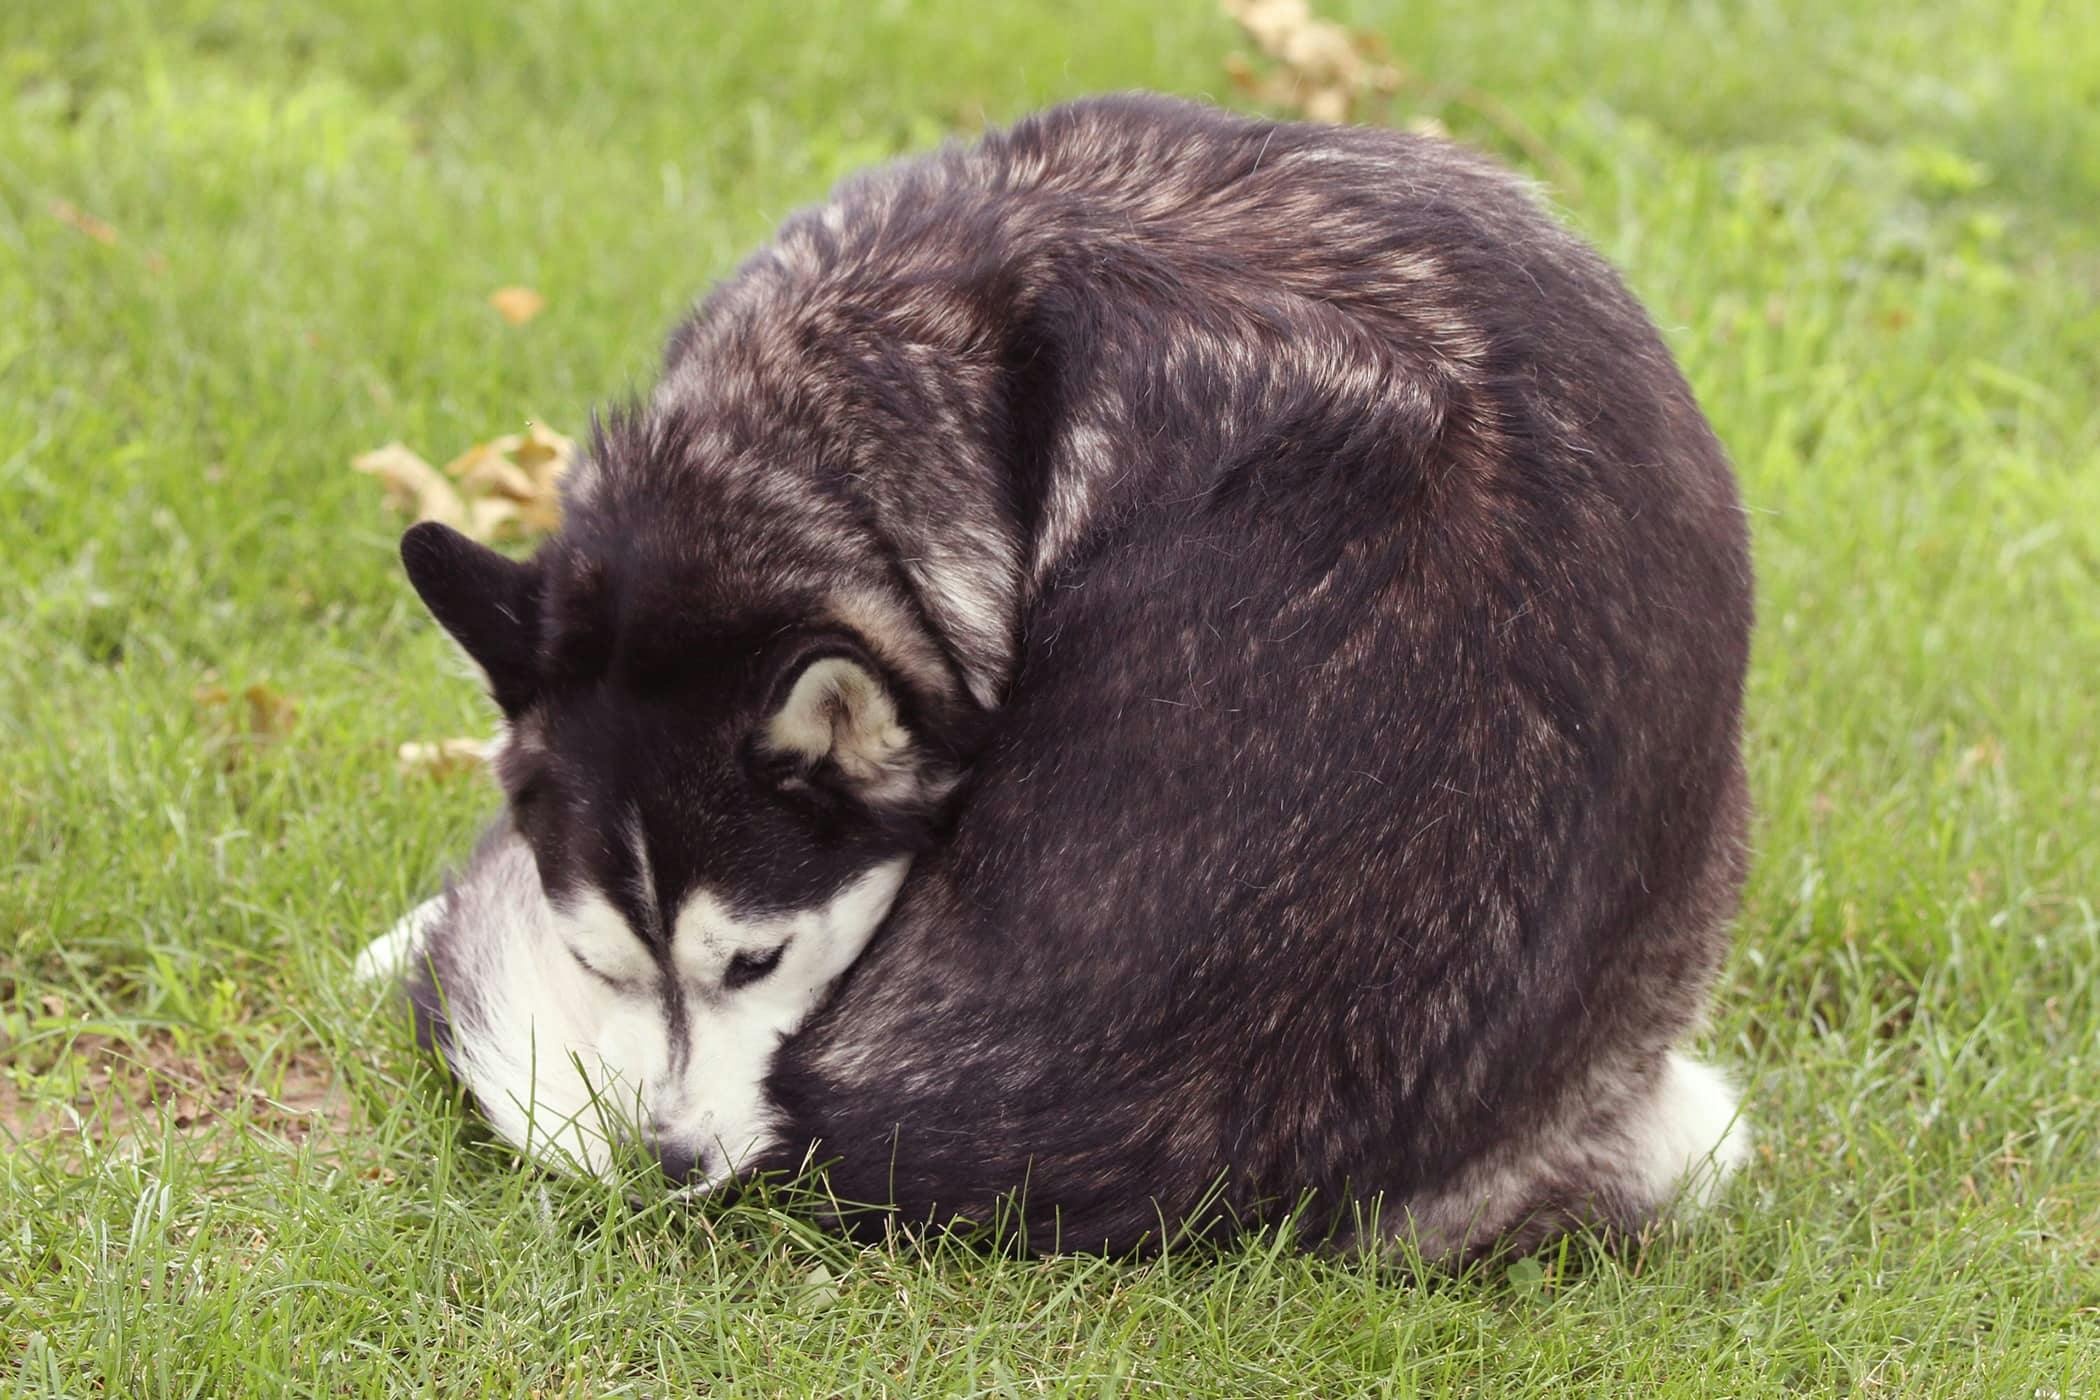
405,94 -> 1754,1257
401,523 -> 543,718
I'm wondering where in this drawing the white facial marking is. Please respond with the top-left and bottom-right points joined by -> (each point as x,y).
382,829 -> 909,1186
551,887 -> 659,987
657,858 -> 911,1175
434,865 -> 665,1178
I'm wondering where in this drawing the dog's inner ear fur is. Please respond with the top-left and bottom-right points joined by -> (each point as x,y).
763,654 -> 924,804
399,521 -> 542,716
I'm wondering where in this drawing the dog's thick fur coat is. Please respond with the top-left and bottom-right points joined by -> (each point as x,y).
383,94 -> 1755,1259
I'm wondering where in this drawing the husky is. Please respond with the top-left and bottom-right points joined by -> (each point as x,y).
365,94 -> 1755,1259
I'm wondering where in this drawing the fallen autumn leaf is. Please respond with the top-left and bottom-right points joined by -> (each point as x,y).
1222,0 -> 1398,126
352,443 -> 468,531
354,423 -> 572,543
49,198 -> 120,246
489,286 -> 547,325
397,737 -> 492,779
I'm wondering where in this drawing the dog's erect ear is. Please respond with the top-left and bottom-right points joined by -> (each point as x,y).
400,522 -> 542,716
759,644 -> 937,808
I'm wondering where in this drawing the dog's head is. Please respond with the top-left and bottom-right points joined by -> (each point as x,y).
394,516 -> 961,1177
367,820 -> 898,1182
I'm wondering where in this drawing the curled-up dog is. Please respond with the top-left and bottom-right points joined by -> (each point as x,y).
363,94 -> 1756,1260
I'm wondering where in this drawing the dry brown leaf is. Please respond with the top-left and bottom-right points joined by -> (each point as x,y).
1222,0 -> 1398,126
1220,0 -> 1578,192
193,682 -> 298,738
49,198 -> 119,245
358,423 -> 573,544
352,443 -> 468,531
1956,736 -> 2005,783
490,286 -> 547,325
450,447 -> 539,501
512,494 -> 564,538
193,682 -> 299,762
467,495 -> 527,542
241,683 -> 299,740
508,422 -> 575,486
447,424 -> 575,486
397,737 -> 492,778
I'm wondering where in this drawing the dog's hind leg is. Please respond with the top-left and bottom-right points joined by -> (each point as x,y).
1382,1050 -> 1750,1263
1616,1050 -> 1750,1215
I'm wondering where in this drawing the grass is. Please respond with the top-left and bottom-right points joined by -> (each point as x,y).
3,0 -> 2098,1392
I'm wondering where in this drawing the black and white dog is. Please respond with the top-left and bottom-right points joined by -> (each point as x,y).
360,95 -> 1754,1259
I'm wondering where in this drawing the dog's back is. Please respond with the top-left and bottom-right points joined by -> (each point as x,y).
742,96 -> 1753,1256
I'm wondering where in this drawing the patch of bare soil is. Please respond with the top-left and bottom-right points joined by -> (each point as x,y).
0,1030 -> 354,1166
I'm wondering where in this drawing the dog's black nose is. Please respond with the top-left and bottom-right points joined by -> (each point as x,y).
658,1141 -> 708,1185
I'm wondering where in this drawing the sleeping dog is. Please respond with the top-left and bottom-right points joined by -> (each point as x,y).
362,94 -> 1754,1259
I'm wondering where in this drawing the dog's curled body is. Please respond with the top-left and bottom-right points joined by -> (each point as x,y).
381,95 -> 1754,1259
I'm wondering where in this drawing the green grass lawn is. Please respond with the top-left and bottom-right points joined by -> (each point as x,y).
5,0 -> 2098,1392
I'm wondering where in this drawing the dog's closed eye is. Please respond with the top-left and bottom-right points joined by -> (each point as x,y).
723,943 -> 788,990
567,946 -> 624,987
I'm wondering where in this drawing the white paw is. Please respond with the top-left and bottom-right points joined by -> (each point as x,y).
353,895 -> 447,984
